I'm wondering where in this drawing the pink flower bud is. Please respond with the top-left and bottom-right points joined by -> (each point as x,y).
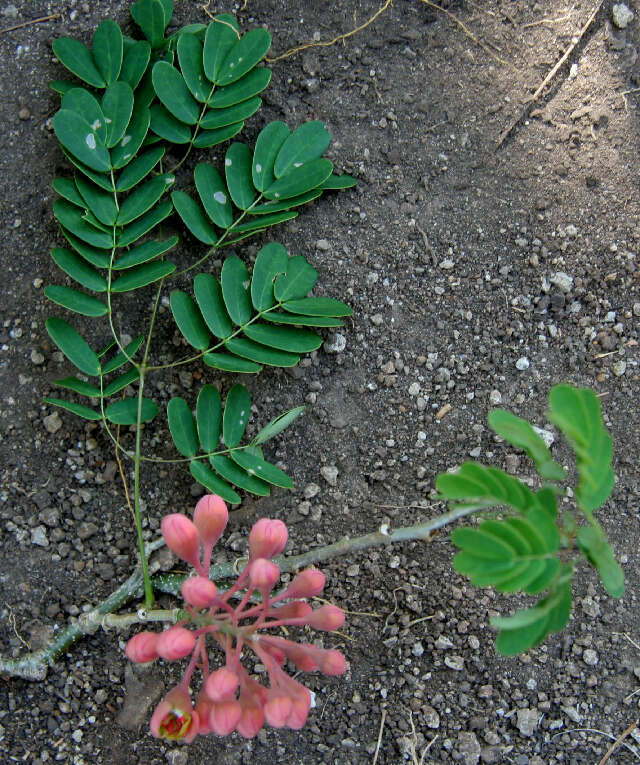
267,601 -> 313,621
249,518 -> 288,560
156,626 -> 196,661
282,568 -> 326,599
125,631 -> 159,663
161,514 -> 201,569
236,699 -> 265,739
181,576 -> 218,608
263,694 -> 292,728
204,667 -> 239,702
307,604 -> 345,631
194,693 -> 214,736
285,685 -> 311,730
150,686 -> 199,742
318,649 -> 347,676
248,558 -> 280,593
193,494 -> 228,547
209,699 -> 242,736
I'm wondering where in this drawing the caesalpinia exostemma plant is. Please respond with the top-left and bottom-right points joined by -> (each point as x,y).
125,494 -> 347,740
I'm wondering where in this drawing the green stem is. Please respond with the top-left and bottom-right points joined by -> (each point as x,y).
133,369 -> 154,608
168,84 -> 217,174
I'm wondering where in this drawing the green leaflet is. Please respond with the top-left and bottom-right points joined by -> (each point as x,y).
194,163 -> 233,228
50,248 -> 107,292
62,88 -> 107,144
53,110 -> 111,173
253,121 -> 289,191
111,104 -> 151,168
274,121 -> 331,178
152,61 -> 200,124
131,0 -> 171,49
101,82 -> 134,148
44,398 -> 102,421
274,256 -> 318,301
200,97 -> 261,129
172,191 -> 218,244
190,460 -> 241,504
204,353 -> 261,374
52,37 -> 106,88
251,242 -> 288,311
192,122 -> 245,149
203,14 -> 240,82
222,384 -> 250,447
282,297 -> 353,317
115,147 -> 165,192
220,255 -> 251,325
167,397 -> 199,457
210,455 -> 270,496
243,324 -> 322,353
117,200 -> 173,246
92,19 -> 123,86
230,449 -> 293,489
224,143 -> 255,210
170,291 -> 211,349
102,335 -> 144,373
111,261 -> 176,292
436,462 -> 536,514
116,174 -> 175,225
216,28 -> 271,85
252,406 -> 305,445
113,237 -> 178,269
196,384 -> 221,452
45,318 -> 101,376
194,273 -> 233,338
577,525 -> 624,597
53,376 -> 102,397
53,177 -> 87,208
45,286 -> 108,317
208,67 -> 271,108
119,40 -> 151,90
53,200 -> 114,249
103,368 -> 140,397
75,175 -> 118,225
105,397 -> 158,424
264,158 -> 333,200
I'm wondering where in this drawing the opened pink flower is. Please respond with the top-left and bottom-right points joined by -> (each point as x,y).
126,494 -> 346,742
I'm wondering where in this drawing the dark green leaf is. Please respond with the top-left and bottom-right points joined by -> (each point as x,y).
211,455 -> 270,496
194,163 -> 233,228
221,255 -> 252,324
177,33 -> 211,102
103,368 -> 139,397
224,337 -> 299,367
102,335 -> 144,373
53,376 -> 102,397
203,352 -> 261,373
115,146 -> 165,191
50,80 -> 77,95
60,229 -> 111,268
264,158 -> 333,200
119,40 -> 151,90
577,525 -> 624,597
217,28 -> 271,85
60,148 -> 113,190
53,200 -> 114,248
251,242 -> 288,311
320,173 -> 357,190
53,110 -> 111,173
45,286 -> 108,317
201,97 -> 261,129
45,318 -> 100,376
131,0 -> 168,48
117,199 -> 173,246
231,449 -> 293,488
192,122 -> 244,148
61,88 -> 107,143
167,397 -> 198,457
105,397 -> 158,424
489,409 -> 566,482
244,323 -> 321,353
52,37 -> 105,88
152,61 -> 200,124
111,104 -> 151,168
274,121 -> 331,178
225,143 -> 255,209
222,384 -> 251,447
117,173 -> 175,225
43,397 -> 102,421
111,261 -> 176,292
252,406 -> 305,445
196,384 -> 221,452
113,236 -> 178,269
101,81 -> 134,147
263,311 -> 343,327
190,460 -> 241,504
171,191 -> 218,244
92,19 -> 123,86
194,273 -> 232,338
282,297 -> 353,317
231,211 -> 297,233
203,14 -> 240,82
252,120 -> 290,191
208,67 -> 271,108
250,190 -> 322,214
274,255 -> 318,301
75,175 -> 118,225
170,291 -> 211,349
53,177 -> 87,208
51,248 -> 107,292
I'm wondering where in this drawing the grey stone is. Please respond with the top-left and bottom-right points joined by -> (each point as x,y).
612,3 -> 634,28
31,526 -> 49,547
43,412 -> 62,434
456,731 -> 481,765
320,465 -> 339,486
516,707 -> 539,737
550,271 -> 574,293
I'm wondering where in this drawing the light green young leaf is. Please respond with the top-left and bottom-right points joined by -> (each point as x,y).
194,164 -> 233,228
152,61 -> 200,124
45,318 -> 101,376
273,121 -> 331,178
170,291 -> 211,350
222,384 -> 251,447
167,397 -> 199,457
196,384 -> 221,453
577,525 -> 624,597
172,191 -> 218,244
92,19 -> 123,86
101,81 -> 134,148
194,273 -> 233,338
436,462 -> 537,514
274,255 -> 318,302
45,286 -> 108,317
52,37 -> 106,88
252,405 -> 305,445
251,242 -> 288,311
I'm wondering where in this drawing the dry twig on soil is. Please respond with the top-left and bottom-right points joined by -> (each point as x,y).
0,13 -> 60,35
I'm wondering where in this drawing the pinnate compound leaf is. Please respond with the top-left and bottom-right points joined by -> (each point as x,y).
115,146 -> 165,191
46,318 -> 100,376
201,97 -> 261,129
119,40 -> 151,90
44,397 -> 102,421
192,122 -> 244,149
547,384 -> 614,512
92,19 -> 123,86
230,450 -> 293,489
264,158 -> 333,200
116,173 -> 175,225
577,525 -> 624,597
282,297 -> 352,317
105,397 -> 158,424
45,286 -> 108,317
225,143 -> 255,209
194,273 -> 233,338
252,121 -> 289,191
168,397 -> 198,457
196,384 -> 221,452
251,242 -> 288,311
172,191 -> 218,244
190,460 -> 241,505
101,81 -> 134,148
52,38 -> 106,88
117,200 -> 173,246
243,324 -> 322,353
152,61 -> 200,124
221,255 -> 251,325
209,67 -> 271,109
102,335 -> 144,373
489,409 -> 566,482
216,28 -> 271,85
211,455 -> 270,496
51,248 -> 107,292
274,256 -> 318,302
436,462 -> 537,514
113,236 -> 178,269
222,384 -> 251,447
170,291 -> 211,349
203,14 -> 240,82
53,110 -> 111,173
131,0 -> 169,48
194,164 -> 233,228
111,261 -> 176,292
252,406 -> 305,445
274,121 -> 331,178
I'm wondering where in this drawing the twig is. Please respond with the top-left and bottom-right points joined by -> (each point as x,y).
266,0 -> 393,62
598,719 -> 639,765
417,0 -> 516,70
553,727 -> 640,760
372,709 -> 387,765
496,1 -> 603,148
0,13 -> 60,35
522,9 -> 576,29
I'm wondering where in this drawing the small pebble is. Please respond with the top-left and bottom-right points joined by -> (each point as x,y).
43,412 -> 62,434
515,357 -> 530,371
30,349 -> 45,365
18,106 -> 31,120
315,239 -> 330,251
320,465 -> 339,486
612,3 -> 634,28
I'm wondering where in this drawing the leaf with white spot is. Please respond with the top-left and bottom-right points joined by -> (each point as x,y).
222,384 -> 251,447
53,110 -> 111,173
194,163 -> 233,228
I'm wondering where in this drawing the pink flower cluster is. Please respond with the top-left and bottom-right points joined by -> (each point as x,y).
125,495 -> 347,742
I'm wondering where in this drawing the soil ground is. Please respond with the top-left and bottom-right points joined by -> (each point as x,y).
1,0 -> 640,763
